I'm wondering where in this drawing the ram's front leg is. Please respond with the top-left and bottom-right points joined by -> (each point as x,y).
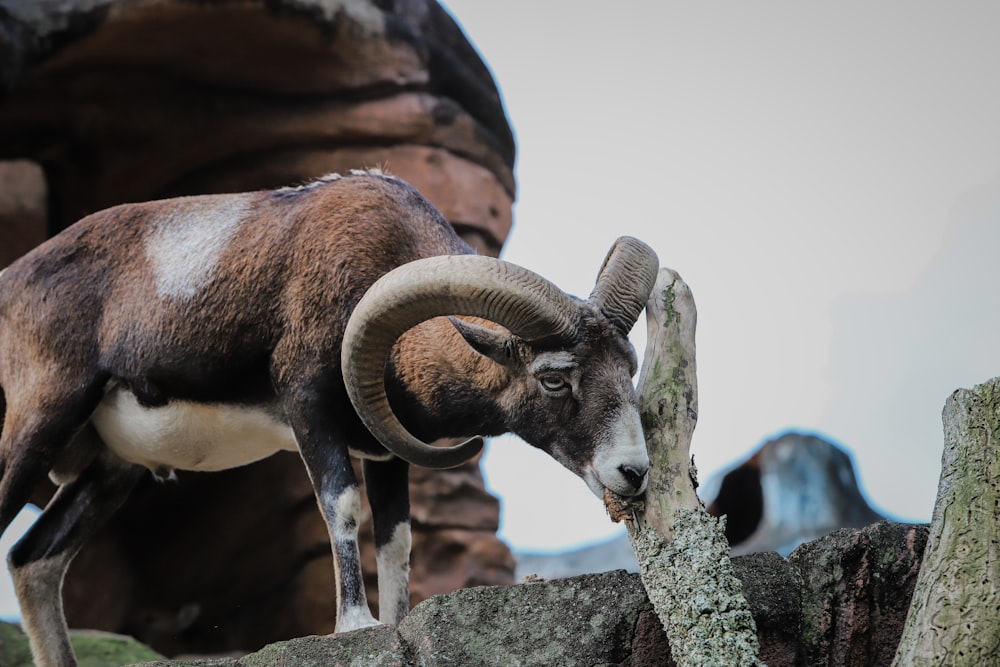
364,457 -> 411,625
289,405 -> 378,633
309,450 -> 379,632
326,483 -> 380,632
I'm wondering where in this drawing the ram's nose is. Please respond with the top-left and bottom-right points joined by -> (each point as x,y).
618,463 -> 649,495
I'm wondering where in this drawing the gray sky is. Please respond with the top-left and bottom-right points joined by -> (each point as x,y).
441,1 -> 1000,551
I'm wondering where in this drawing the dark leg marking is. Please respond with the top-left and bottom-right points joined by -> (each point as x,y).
285,386 -> 378,632
364,457 -> 411,625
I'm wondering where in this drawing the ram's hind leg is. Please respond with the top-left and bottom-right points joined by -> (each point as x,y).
9,440 -> 143,667
364,457 -> 411,625
0,380 -> 105,538
0,408 -> 64,539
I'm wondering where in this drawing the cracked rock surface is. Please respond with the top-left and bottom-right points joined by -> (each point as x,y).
125,522 -> 929,667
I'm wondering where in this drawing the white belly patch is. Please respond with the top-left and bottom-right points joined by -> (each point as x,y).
91,389 -> 298,473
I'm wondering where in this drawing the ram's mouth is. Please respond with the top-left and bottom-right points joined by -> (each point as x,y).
602,487 -> 645,523
584,458 -> 649,499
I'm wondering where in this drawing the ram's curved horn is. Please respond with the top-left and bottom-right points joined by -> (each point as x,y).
588,236 -> 660,336
342,254 -> 580,469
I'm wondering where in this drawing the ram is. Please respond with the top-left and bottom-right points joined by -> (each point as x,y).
0,170 -> 658,666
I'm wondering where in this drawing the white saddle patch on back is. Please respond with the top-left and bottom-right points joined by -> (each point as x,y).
91,389 -> 297,473
145,196 -> 248,299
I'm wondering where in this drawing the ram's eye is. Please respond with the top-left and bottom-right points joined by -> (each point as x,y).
538,375 -> 569,393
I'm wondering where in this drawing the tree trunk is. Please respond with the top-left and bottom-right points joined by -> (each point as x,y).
611,267 -> 763,666
892,376 -> 1000,665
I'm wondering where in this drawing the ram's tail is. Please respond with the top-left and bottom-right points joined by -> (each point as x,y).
0,383 -> 20,542
0,265 -> 26,539
1,267 -> 6,453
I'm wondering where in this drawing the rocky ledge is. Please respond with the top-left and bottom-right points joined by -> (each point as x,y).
0,521 -> 926,665
49,520 -> 923,667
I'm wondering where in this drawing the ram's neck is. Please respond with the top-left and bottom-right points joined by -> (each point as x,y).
385,317 -> 510,442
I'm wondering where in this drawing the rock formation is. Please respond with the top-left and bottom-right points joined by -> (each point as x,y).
0,160 -> 47,267
0,0 -> 514,255
0,0 -> 518,655
120,521 -> 928,667
703,431 -> 886,556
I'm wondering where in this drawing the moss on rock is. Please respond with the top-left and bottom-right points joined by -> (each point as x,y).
0,621 -> 162,667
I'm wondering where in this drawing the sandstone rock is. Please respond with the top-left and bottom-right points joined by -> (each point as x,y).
0,159 -> 47,267
0,0 -> 514,253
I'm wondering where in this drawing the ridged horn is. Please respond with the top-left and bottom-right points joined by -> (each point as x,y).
588,236 -> 660,336
341,254 -> 580,469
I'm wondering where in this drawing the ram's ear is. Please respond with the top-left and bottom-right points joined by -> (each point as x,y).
448,317 -> 518,367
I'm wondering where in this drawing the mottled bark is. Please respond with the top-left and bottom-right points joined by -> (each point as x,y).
892,376 -> 1000,666
636,269 -> 701,531
612,268 -> 762,666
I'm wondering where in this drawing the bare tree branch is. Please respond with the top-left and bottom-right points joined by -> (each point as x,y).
608,267 -> 763,666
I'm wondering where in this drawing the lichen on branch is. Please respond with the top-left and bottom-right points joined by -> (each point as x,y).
608,266 -> 763,666
630,512 -> 761,666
